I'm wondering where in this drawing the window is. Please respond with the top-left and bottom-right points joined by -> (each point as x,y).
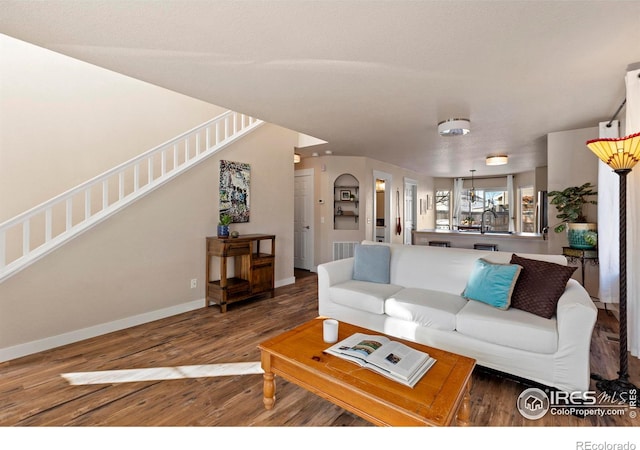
460,187 -> 510,231
435,190 -> 450,229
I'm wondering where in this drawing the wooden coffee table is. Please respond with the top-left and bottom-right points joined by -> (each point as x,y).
258,318 -> 475,426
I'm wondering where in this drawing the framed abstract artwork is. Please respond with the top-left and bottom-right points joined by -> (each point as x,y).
220,160 -> 250,223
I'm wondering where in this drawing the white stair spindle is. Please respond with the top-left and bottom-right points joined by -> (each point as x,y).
173,144 -> 178,171
102,180 -> 109,210
45,208 -> 52,242
0,229 -> 5,268
119,172 -> 124,201
22,219 -> 30,257
66,198 -> 73,231
85,190 -> 91,219
134,163 -> 140,191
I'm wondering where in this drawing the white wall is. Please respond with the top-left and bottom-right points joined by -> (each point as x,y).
297,155 -> 433,265
0,34 -> 227,221
547,127 -> 599,294
0,36 -> 298,361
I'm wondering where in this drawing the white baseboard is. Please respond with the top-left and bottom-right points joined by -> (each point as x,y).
0,298 -> 204,363
276,276 -> 295,288
0,276 -> 298,363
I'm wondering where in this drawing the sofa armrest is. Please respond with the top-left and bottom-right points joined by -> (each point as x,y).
556,279 -> 598,342
554,279 -> 598,391
317,258 -> 354,315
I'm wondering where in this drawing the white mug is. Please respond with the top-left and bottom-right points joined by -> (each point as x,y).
323,319 -> 339,343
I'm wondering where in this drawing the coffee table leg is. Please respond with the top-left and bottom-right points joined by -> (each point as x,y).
261,352 -> 276,410
456,378 -> 472,426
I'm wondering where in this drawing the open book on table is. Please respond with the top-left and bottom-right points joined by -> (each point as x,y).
324,333 -> 436,388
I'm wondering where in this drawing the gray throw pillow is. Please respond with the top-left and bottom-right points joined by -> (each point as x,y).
352,244 -> 391,284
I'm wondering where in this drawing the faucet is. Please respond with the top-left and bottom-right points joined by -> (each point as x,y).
481,209 -> 497,234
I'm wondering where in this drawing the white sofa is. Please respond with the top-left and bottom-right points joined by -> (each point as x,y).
318,241 -> 598,392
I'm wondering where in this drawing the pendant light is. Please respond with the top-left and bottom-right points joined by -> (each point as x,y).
469,169 -> 477,204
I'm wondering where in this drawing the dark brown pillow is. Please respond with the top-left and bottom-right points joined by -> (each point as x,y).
509,254 -> 577,319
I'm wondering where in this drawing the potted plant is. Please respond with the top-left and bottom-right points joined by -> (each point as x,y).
217,213 -> 232,238
548,182 -> 598,249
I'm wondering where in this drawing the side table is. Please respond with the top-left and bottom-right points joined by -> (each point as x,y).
562,247 -> 598,287
206,234 -> 276,312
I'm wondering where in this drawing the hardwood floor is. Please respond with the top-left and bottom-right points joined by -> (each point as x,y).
0,271 -> 638,427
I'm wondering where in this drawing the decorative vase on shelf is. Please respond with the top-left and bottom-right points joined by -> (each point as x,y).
217,214 -> 232,238
567,223 -> 597,250
217,225 -> 229,239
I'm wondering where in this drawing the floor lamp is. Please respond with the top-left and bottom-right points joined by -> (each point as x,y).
586,132 -> 640,399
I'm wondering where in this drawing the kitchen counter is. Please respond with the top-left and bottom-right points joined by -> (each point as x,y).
412,229 -> 550,254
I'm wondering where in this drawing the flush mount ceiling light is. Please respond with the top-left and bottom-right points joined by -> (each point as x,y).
486,155 -> 508,166
438,118 -> 470,136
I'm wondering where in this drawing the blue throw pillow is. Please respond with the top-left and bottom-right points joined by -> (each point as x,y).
352,244 -> 391,284
462,258 -> 522,310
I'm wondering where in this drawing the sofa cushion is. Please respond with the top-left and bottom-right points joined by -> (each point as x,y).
510,254 -> 577,319
353,243 -> 391,284
462,258 -> 522,310
329,280 -> 403,314
456,300 -> 558,354
385,288 -> 468,331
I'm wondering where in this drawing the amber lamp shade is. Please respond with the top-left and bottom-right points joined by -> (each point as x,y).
586,132 -> 640,171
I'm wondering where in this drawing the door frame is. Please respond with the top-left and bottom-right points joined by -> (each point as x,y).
404,177 -> 418,245
294,168 -> 315,271
372,170 -> 392,243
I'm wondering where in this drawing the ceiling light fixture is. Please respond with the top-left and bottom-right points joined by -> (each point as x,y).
486,155 -> 508,166
438,118 -> 470,136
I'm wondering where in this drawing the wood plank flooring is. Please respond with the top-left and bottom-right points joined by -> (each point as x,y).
0,269 -> 638,426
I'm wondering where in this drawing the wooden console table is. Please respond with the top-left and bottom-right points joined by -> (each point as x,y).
206,234 -> 275,312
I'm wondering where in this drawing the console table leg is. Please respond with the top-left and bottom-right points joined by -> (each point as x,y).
261,353 -> 276,410
456,379 -> 472,426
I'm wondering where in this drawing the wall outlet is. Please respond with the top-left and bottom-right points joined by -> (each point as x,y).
190,279 -> 197,289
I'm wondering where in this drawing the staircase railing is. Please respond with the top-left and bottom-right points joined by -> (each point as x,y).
0,110 -> 263,282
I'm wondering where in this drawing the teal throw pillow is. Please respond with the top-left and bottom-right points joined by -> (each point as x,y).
352,244 -> 391,284
462,258 -> 522,310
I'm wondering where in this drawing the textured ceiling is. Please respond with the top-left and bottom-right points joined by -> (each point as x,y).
1,1 -> 639,178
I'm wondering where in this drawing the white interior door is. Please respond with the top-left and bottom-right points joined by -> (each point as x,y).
404,179 -> 417,245
294,169 -> 314,270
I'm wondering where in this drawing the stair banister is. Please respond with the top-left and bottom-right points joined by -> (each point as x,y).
0,110 -> 263,282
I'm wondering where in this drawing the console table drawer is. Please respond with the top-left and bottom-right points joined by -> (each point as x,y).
208,240 -> 250,256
